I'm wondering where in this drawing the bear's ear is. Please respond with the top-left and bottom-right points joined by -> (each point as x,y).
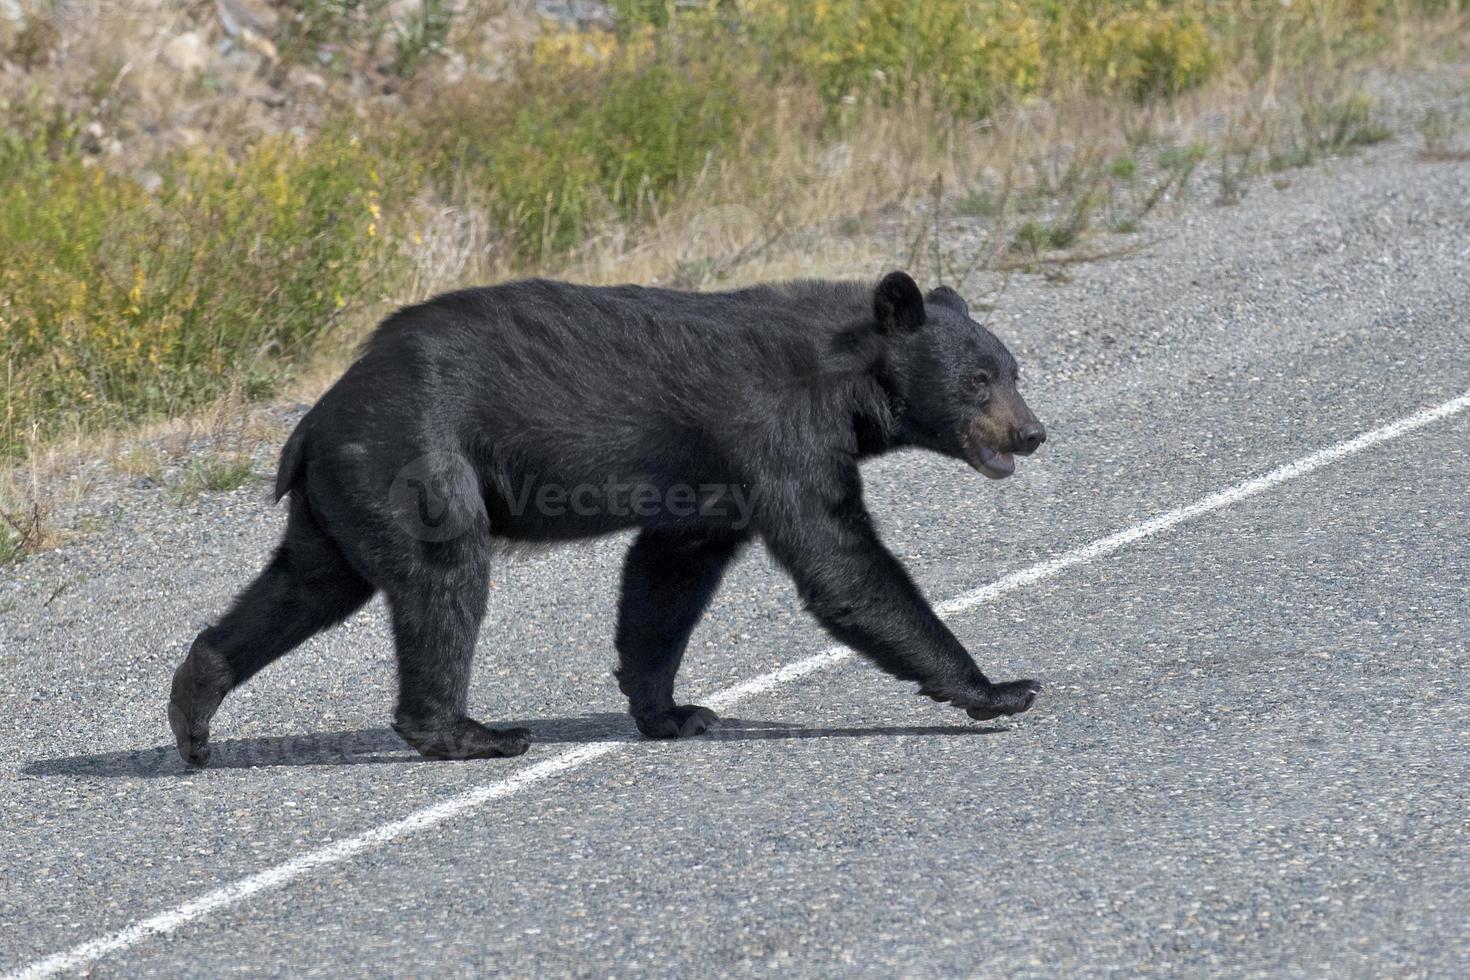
873,270 -> 926,334
925,285 -> 969,318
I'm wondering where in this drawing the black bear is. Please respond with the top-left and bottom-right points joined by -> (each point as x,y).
169,272 -> 1047,766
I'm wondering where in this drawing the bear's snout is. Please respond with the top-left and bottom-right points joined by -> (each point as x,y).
1013,421 -> 1046,456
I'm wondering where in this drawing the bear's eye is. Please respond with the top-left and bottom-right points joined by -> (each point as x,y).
973,370 -> 992,388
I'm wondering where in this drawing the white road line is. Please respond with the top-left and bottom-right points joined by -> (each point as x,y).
9,388 -> 1470,980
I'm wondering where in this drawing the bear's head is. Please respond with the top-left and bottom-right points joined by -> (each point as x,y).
873,271 -> 1046,479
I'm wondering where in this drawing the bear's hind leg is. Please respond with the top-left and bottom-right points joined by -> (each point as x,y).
615,528 -> 745,738
385,540 -> 529,760
170,496 -> 375,767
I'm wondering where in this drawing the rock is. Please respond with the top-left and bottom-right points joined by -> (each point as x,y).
220,46 -> 265,74
388,0 -> 424,21
173,127 -> 207,148
161,31 -> 210,75
81,121 -> 106,153
215,0 -> 278,37
534,0 -> 614,31
287,66 -> 328,93
246,83 -> 287,107
440,51 -> 467,85
239,28 -> 278,62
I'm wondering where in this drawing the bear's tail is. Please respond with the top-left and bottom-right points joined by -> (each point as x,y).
274,412 -> 312,503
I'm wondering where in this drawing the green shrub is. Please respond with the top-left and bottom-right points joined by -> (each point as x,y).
714,0 -> 1216,114
411,33 -> 755,260
0,104 -> 393,456
0,520 -> 19,564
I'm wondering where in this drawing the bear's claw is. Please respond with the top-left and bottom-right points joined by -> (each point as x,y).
962,679 -> 1043,720
168,700 -> 211,768
919,678 -> 1042,721
634,704 -> 718,739
392,716 -> 532,760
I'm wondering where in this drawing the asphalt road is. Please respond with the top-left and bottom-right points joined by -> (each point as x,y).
2,142 -> 1469,977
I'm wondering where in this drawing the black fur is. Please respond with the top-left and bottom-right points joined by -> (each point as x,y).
169,272 -> 1047,766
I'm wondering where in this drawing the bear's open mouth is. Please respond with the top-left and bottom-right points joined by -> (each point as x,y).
969,442 -> 1015,479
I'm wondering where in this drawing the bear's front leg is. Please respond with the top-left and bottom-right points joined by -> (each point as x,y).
757,476 -> 1041,722
615,528 -> 747,738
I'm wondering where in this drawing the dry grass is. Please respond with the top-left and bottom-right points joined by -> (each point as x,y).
0,381 -> 286,559
1417,103 -> 1470,159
